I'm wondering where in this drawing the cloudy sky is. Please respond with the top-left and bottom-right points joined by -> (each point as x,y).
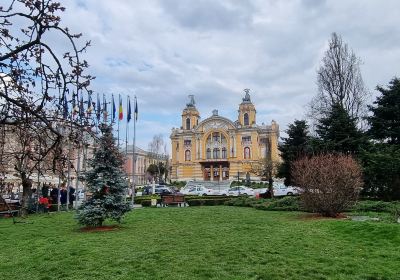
58,0 -> 399,151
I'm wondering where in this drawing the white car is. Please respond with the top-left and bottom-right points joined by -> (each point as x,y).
227,186 -> 255,196
273,184 -> 299,196
181,185 -> 216,196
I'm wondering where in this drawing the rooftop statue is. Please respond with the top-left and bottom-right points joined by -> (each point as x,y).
186,94 -> 196,108
242,88 -> 251,103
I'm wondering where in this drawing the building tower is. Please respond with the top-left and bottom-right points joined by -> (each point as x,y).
238,89 -> 256,127
182,95 -> 200,130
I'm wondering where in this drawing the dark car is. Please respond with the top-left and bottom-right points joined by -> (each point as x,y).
142,185 -> 174,195
155,187 -> 174,195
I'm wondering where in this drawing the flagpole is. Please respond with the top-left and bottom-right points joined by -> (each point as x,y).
117,94 -> 120,148
131,95 -> 137,206
125,95 -> 129,156
66,94 -> 74,211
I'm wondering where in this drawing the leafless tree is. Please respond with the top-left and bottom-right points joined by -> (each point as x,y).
0,0 -> 94,213
249,157 -> 279,195
309,33 -> 369,128
148,134 -> 166,183
292,154 -> 363,217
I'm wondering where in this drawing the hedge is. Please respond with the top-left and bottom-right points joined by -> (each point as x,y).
225,196 -> 301,211
136,195 -> 232,207
352,200 -> 400,213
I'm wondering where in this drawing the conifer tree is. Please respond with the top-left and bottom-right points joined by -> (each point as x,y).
315,103 -> 366,154
368,77 -> 400,144
77,125 -> 130,227
277,120 -> 311,185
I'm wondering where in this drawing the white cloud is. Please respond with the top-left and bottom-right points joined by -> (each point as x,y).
51,0 -> 400,151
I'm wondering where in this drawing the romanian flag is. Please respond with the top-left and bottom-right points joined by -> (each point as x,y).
118,95 -> 123,120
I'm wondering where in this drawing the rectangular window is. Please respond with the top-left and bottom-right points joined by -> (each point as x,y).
242,136 -> 251,142
184,140 -> 191,146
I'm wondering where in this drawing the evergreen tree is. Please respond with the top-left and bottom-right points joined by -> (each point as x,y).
277,120 -> 311,185
77,125 -> 131,227
315,103 -> 366,154
367,77 -> 400,144
360,145 -> 400,200
362,78 -> 400,200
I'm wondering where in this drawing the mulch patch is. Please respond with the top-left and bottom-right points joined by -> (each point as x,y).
79,225 -> 120,232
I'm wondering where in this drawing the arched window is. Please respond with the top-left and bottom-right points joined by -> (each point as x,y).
244,113 -> 249,126
185,150 -> 191,161
213,148 -> 220,159
222,147 -> 227,159
186,118 -> 191,130
244,147 -> 251,159
206,148 -> 211,159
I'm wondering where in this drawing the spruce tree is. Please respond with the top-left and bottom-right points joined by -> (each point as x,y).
277,120 -> 311,185
77,125 -> 131,227
315,103 -> 366,154
368,77 -> 400,144
362,77 -> 400,200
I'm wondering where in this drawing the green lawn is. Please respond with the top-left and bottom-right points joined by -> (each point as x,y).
0,206 -> 399,280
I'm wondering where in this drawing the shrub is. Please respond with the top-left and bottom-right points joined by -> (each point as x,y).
225,196 -> 300,211
224,197 -> 266,207
292,154 -> 363,217
263,196 -> 300,211
353,200 -> 399,213
187,198 -> 230,206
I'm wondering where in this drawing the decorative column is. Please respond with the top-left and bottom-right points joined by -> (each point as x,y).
219,165 -> 222,180
210,165 -> 214,180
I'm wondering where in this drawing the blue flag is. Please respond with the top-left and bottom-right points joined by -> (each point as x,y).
127,97 -> 132,123
87,94 -> 93,115
134,97 -> 138,121
112,94 -> 116,121
96,93 -> 101,121
63,94 -> 69,119
103,94 -> 108,122
79,94 -> 84,119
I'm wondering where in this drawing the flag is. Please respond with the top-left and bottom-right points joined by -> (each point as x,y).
127,96 -> 132,123
79,94 -> 84,119
112,94 -> 116,121
87,94 -> 93,115
118,95 -> 123,120
96,93 -> 101,121
134,96 -> 138,121
102,94 -> 108,121
63,94 -> 68,119
72,93 -> 79,118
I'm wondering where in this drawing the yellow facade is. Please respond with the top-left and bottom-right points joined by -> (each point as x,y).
170,91 -> 280,182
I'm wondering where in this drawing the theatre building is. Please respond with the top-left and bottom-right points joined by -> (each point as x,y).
170,91 -> 280,182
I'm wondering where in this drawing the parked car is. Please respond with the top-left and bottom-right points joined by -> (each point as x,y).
227,186 -> 255,196
155,187 -> 174,195
181,185 -> 215,196
273,184 -> 299,196
141,185 -> 174,195
76,190 -> 85,200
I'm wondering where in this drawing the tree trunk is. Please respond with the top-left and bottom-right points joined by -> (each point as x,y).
21,177 -> 32,216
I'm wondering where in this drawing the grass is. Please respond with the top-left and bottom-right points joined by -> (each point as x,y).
0,206 -> 399,280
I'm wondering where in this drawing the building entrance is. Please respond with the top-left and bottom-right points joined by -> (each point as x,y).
202,162 -> 230,181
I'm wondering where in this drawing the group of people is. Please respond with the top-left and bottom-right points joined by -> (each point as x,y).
37,183 -> 76,211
